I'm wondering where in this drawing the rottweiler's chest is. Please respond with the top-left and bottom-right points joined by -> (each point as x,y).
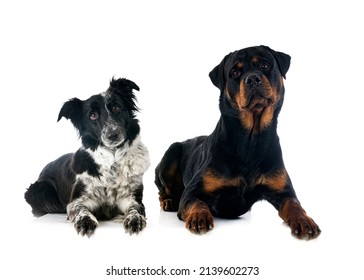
201,169 -> 259,218
200,166 -> 288,218
202,168 -> 256,192
202,166 -> 287,193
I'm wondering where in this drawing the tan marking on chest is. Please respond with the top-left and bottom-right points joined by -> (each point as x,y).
203,170 -> 242,193
257,169 -> 288,191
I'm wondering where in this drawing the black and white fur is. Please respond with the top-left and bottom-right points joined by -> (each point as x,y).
25,78 -> 150,236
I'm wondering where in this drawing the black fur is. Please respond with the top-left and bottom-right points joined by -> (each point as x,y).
25,78 -> 150,236
155,46 -> 320,239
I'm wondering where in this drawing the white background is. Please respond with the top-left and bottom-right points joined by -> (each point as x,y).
1,0 -> 363,279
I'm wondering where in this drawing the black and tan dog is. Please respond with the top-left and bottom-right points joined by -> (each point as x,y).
155,46 -> 320,239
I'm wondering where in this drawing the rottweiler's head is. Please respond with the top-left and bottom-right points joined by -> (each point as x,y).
209,46 -> 290,133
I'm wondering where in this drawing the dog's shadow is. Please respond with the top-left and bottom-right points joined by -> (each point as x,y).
158,210 -> 252,231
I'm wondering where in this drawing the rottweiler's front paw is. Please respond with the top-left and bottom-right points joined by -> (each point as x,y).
185,207 -> 214,234
288,214 -> 321,240
279,198 -> 321,240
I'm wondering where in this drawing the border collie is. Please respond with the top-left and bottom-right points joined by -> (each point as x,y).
25,78 -> 150,236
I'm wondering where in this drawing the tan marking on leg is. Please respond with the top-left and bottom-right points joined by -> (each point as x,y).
279,198 -> 321,239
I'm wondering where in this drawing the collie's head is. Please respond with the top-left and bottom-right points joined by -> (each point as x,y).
58,78 -> 140,150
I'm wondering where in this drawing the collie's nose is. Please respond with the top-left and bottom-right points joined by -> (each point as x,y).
107,130 -> 119,141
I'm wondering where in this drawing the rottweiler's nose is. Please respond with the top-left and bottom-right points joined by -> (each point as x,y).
245,74 -> 262,88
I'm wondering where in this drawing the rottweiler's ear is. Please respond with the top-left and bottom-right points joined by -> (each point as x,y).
262,46 -> 291,79
273,51 -> 291,79
209,55 -> 228,90
57,98 -> 83,130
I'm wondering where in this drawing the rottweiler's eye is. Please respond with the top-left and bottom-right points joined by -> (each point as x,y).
260,62 -> 270,71
231,69 -> 241,79
90,112 -> 98,121
112,105 -> 121,113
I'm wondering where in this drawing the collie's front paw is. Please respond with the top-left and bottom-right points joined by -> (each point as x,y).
123,211 -> 146,234
74,215 -> 99,237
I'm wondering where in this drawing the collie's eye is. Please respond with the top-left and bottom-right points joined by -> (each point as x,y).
90,112 -> 98,121
112,105 -> 121,113
260,62 -> 270,71
230,69 -> 241,79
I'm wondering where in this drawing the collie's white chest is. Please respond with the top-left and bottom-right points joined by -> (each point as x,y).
75,137 -> 150,199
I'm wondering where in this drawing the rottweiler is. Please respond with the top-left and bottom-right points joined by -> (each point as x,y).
155,46 -> 320,239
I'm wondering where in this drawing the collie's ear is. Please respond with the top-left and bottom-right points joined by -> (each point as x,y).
109,77 -> 140,93
108,77 -> 140,115
57,98 -> 83,130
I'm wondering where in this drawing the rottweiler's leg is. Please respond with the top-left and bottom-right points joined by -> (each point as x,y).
178,192 -> 214,234
155,142 -> 185,211
262,170 -> 321,239
278,198 -> 321,240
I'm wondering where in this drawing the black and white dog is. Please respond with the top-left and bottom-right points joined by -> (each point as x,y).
25,78 -> 150,236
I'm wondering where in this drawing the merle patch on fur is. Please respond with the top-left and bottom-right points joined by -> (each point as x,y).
25,78 -> 150,236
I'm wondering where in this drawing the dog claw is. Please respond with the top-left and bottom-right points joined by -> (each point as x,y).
160,199 -> 178,212
74,215 -> 98,237
185,209 -> 214,234
123,212 -> 146,234
289,217 -> 321,240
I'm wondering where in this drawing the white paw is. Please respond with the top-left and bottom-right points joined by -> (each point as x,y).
74,215 -> 99,237
123,211 -> 146,234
